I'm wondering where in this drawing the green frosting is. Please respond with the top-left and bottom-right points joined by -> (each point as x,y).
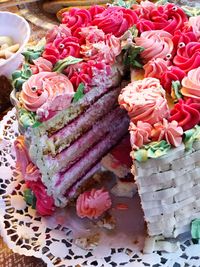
171,80 -> 183,102
73,83 -> 85,103
184,125 -> 200,151
22,38 -> 46,64
182,6 -> 200,17
112,0 -> 136,8
53,56 -> 83,73
123,45 -> 144,69
12,64 -> 32,91
24,188 -> 36,209
132,141 -> 171,162
19,108 -> 41,129
191,219 -> 200,239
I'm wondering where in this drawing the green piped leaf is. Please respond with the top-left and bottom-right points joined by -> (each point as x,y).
18,108 -> 40,129
53,56 -> 83,73
112,0 -> 136,8
156,0 -> 168,6
184,125 -> 200,151
191,219 -> 200,240
124,45 -> 144,68
171,80 -> 183,102
22,38 -> 46,64
73,83 -> 85,103
12,64 -> 33,91
24,188 -> 36,209
182,6 -> 200,17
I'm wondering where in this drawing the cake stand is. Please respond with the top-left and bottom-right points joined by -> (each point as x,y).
1,108 -> 200,267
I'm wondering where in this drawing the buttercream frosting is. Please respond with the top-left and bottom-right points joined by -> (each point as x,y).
181,67 -> 200,101
76,188 -> 112,219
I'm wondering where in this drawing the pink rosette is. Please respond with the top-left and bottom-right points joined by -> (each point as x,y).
133,2 -> 188,35
26,180 -> 55,216
81,33 -> 121,64
144,58 -> 170,80
135,30 -> 174,63
173,42 -> 200,73
181,67 -> 200,101
65,60 -> 112,91
45,24 -> 71,44
30,57 -> 53,74
89,5 -> 105,19
14,136 -> 40,182
151,118 -> 183,147
119,78 -> 169,125
169,98 -> 200,131
20,72 -> 74,116
92,6 -> 138,37
129,121 -> 152,149
62,8 -> 92,37
80,26 -> 105,43
43,36 -> 80,64
188,16 -> 200,40
160,66 -> 186,94
76,188 -> 112,219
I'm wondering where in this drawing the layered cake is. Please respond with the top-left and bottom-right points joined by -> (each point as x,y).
11,0 -> 200,249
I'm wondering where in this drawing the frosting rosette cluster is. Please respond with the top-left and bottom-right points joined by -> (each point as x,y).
119,77 -> 169,125
76,188 -> 112,219
20,72 -> 74,119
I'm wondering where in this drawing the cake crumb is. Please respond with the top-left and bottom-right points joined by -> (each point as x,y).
96,212 -> 116,230
116,203 -> 128,210
74,233 -> 100,250
111,180 -> 137,198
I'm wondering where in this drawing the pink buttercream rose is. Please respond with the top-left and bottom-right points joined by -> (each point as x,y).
181,67 -> 200,101
135,30 -> 174,63
45,24 -> 71,44
30,57 -> 53,74
173,42 -> 200,73
20,72 -> 74,118
92,6 -> 138,37
119,78 -> 169,125
129,121 -> 152,150
26,180 -> 55,216
144,58 -> 170,80
151,118 -> 183,147
188,16 -> 200,40
76,188 -> 112,219
14,136 -> 40,182
81,32 -> 121,64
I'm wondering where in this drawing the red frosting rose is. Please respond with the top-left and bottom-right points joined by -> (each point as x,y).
62,8 -> 92,38
92,6 -> 138,37
89,5 -> 105,19
43,36 -> 80,64
26,180 -> 55,216
173,42 -> 200,73
172,30 -> 198,52
160,66 -> 186,94
169,98 -> 200,131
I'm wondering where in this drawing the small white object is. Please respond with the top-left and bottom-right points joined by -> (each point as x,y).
0,11 -> 30,77
111,180 -> 137,198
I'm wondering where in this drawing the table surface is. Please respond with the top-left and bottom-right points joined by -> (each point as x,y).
0,1 -> 52,266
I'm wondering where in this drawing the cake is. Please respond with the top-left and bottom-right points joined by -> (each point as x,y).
11,0 -> 200,250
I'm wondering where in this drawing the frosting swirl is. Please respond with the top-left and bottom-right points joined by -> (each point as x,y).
92,6 -> 138,37
129,121 -> 152,150
144,58 -> 170,80
169,98 -> 200,131
45,24 -> 71,44
30,57 -> 53,74
119,78 -> 169,125
76,188 -> 112,219
43,37 -> 80,64
135,30 -> 174,63
172,30 -> 198,52
81,33 -> 121,64
160,65 -> 186,94
188,15 -> 200,40
173,42 -> 200,73
20,72 -> 74,116
181,66 -> 200,100
62,8 -> 92,37
26,180 -> 55,216
151,118 -> 183,147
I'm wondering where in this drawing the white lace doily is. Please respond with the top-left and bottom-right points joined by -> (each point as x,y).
1,108 -> 200,267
